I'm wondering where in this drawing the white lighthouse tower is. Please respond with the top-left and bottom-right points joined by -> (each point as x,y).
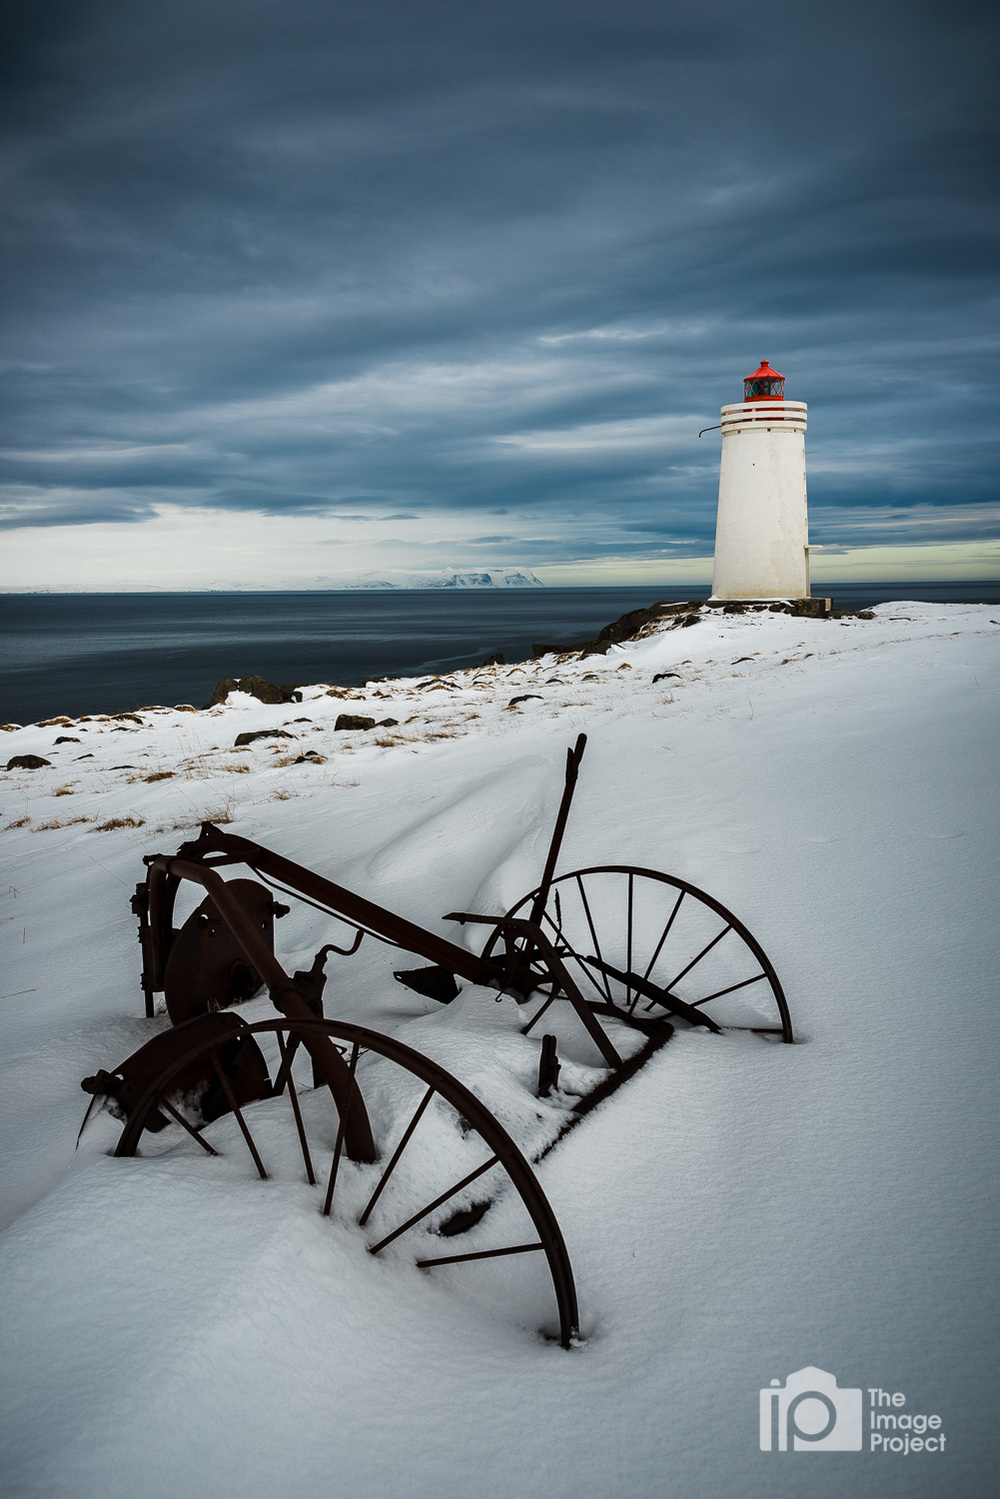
711,359 -> 810,600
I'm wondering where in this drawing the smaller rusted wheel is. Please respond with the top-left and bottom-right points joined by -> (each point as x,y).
112,1018 -> 579,1348
482,866 -> 792,1042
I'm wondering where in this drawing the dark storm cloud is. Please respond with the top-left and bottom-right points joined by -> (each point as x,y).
1,0 -> 997,561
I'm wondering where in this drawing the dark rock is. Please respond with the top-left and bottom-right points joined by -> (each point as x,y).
237,675 -> 284,704
234,729 -> 294,747
481,653 -> 504,667
555,600 -> 708,658
208,677 -> 240,706
279,682 -> 303,702
731,657 -> 754,665
293,751 -> 323,764
54,735 -> 81,743
653,672 -> 681,683
334,714 -> 376,732
113,712 -> 144,724
376,718 -> 399,728
110,764 -> 137,770
6,754 -> 51,770
508,694 -> 543,706
76,753 -> 95,759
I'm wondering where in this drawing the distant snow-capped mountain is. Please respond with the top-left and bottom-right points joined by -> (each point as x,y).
346,567 -> 544,590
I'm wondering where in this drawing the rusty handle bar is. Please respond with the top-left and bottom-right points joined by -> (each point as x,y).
529,733 -> 587,932
150,853 -> 377,1162
182,825 -> 505,988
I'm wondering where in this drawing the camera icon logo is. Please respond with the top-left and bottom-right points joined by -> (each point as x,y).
760,1366 -> 863,1452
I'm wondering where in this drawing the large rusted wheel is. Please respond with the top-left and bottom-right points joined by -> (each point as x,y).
483,866 -> 792,1043
113,1017 -> 579,1348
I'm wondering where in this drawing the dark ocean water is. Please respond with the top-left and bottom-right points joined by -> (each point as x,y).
1,582 -> 997,725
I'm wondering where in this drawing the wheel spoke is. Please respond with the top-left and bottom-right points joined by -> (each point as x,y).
358,1084 -> 435,1227
416,1242 -> 543,1269
368,1154 -> 500,1255
159,1096 -> 219,1156
641,888 -> 685,986
271,1031 -> 301,1099
210,1051 -> 267,1179
322,1041 -> 361,1216
277,1029 -> 315,1185
723,1025 -> 785,1033
575,875 -> 613,1003
661,923 -> 732,993
686,971 -> 768,1009
520,989 -> 559,1037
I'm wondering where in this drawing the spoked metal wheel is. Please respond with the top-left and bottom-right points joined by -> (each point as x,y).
484,866 -> 792,1042
113,1017 -> 579,1348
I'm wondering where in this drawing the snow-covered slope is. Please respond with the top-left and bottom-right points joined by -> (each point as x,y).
1,602 -> 997,1498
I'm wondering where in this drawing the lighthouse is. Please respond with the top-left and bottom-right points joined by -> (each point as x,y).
711,360 -> 810,601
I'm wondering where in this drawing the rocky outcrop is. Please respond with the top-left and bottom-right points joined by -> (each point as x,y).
208,677 -> 240,706
209,676 -> 305,708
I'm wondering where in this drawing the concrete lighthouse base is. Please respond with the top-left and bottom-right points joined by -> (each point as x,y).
711,398 -> 810,601
703,596 -> 833,617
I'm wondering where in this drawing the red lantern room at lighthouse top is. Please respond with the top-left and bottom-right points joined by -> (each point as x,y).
743,359 -> 785,402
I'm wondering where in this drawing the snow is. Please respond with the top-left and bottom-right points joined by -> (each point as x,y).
1,601 -> 998,1498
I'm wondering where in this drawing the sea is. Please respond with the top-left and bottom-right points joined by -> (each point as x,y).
1,582 -> 998,726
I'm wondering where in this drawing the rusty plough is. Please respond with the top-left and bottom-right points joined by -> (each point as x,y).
81,735 -> 792,1348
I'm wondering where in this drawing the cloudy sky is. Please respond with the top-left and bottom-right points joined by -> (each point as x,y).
2,0 -> 998,588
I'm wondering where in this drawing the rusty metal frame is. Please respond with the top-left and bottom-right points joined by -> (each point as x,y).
113,1016 -> 580,1350
141,851 -> 376,1161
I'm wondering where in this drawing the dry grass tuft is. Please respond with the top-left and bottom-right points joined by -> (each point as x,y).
202,801 -> 236,825
5,816 -> 31,829
53,785 -> 75,796
92,815 -> 145,832
143,770 -> 175,783
33,815 -> 92,832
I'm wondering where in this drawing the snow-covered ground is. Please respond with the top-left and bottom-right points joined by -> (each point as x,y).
1,601 -> 997,1499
